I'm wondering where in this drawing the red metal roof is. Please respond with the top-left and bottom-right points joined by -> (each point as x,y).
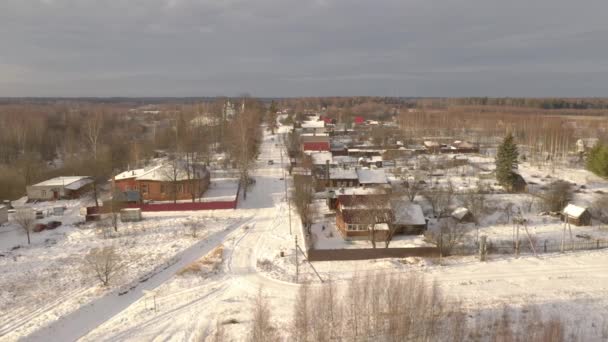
303,142 -> 330,151
354,116 -> 365,124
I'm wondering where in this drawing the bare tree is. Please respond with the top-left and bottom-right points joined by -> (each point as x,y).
292,175 -> 317,234
14,208 -> 35,245
84,109 -> 104,161
541,180 -> 573,212
229,109 -> 261,200
363,194 -> 392,248
592,194 -> 608,224
162,159 -> 184,204
292,282 -> 310,342
186,219 -> 202,238
403,173 -> 424,202
83,246 -> 125,286
424,186 -> 453,219
107,193 -> 124,232
250,287 -> 277,342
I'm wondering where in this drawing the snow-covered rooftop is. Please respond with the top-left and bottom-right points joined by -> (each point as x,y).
451,207 -> 470,220
115,163 -> 208,182
331,187 -> 388,197
356,169 -> 388,184
308,152 -> 333,165
114,167 -> 157,181
301,120 -> 325,128
562,204 -> 588,218
32,176 -> 91,188
329,168 -> 358,180
391,200 -> 426,226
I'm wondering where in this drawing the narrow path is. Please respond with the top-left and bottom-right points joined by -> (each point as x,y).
23,218 -> 250,342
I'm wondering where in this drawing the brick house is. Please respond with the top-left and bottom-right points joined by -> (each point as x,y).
113,162 -> 210,202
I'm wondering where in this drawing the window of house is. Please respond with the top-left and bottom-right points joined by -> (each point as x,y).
160,184 -> 166,194
41,190 -> 47,197
141,184 -> 148,194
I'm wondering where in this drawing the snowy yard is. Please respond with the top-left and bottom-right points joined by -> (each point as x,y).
0,203 -> 248,341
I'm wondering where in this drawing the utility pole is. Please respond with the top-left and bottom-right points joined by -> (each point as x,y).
281,147 -> 292,235
295,235 -> 299,283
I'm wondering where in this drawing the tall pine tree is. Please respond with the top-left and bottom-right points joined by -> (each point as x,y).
496,132 -> 519,190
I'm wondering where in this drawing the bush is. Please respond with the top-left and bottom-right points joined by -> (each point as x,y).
587,143 -> 608,178
541,181 -> 572,212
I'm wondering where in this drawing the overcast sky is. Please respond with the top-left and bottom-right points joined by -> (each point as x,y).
2,0 -> 608,97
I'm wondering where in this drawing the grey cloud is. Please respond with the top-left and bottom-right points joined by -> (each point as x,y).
1,0 -> 608,96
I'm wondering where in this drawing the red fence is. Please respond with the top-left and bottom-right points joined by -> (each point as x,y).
124,200 -> 236,212
87,183 -> 240,214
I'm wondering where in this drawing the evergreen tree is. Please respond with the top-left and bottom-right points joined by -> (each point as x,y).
496,132 -> 519,190
266,100 -> 279,134
586,143 -> 608,178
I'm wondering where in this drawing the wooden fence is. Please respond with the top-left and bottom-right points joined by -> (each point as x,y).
450,239 -> 608,256
307,246 -> 440,261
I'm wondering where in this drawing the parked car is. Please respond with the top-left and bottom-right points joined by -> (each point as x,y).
33,223 -> 47,232
267,160 -> 274,165
47,221 -> 62,230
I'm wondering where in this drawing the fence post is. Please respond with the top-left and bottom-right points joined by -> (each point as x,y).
544,240 -> 547,253
479,235 -> 487,262
597,240 -> 600,249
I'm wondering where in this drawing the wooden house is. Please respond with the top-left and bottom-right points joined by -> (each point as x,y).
335,193 -> 392,239
562,204 -> 592,226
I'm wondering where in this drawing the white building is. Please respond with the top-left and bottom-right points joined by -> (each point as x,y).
26,176 -> 93,201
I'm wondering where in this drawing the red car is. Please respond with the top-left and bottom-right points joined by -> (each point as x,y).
33,223 -> 47,232
46,221 -> 62,230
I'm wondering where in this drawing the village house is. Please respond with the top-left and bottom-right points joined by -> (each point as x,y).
300,119 -> 327,134
356,168 -> 389,187
301,133 -> 331,152
328,168 -> 359,188
447,140 -> 480,154
335,193 -> 393,239
26,176 -> 93,201
562,204 -> 592,226
113,162 -> 210,202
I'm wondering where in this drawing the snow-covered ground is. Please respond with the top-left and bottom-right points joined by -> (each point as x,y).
0,200 -> 250,341
5,125 -> 608,341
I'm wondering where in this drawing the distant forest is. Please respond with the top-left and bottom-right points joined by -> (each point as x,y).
0,97 -> 607,200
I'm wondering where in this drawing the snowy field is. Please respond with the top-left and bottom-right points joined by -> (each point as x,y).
0,203 -> 250,341
3,125 -> 608,341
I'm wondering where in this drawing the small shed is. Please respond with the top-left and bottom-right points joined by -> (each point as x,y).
391,200 -> 427,235
0,205 -> 8,224
507,173 -> 528,193
562,204 -> 592,226
451,207 -> 474,223
120,208 -> 142,222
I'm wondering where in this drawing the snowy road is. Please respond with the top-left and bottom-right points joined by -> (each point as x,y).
75,128 -> 302,341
